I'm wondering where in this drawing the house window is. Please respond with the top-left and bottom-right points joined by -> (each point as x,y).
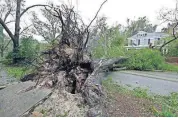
138,39 -> 140,45
148,39 -> 150,44
130,40 -> 133,45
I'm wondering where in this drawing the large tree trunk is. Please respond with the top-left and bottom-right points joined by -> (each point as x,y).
13,0 -> 21,64
12,38 -> 20,63
1,49 -> 4,58
0,42 -> 4,58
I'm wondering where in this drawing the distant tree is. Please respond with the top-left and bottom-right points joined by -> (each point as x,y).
125,16 -> 157,37
0,0 -> 16,24
161,23 -> 173,34
159,0 -> 178,51
0,0 -> 47,63
20,36 -> 40,62
0,25 -> 5,57
87,16 -> 108,50
31,8 -> 61,44
91,17 -> 126,58
0,0 -> 16,58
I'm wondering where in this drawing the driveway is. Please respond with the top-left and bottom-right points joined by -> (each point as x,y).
105,70 -> 178,96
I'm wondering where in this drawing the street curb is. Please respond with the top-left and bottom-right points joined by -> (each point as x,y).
120,71 -> 178,83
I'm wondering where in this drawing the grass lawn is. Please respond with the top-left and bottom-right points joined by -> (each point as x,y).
102,77 -> 178,117
4,65 -> 34,80
163,63 -> 178,72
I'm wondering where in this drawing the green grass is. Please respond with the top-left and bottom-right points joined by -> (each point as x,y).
152,92 -> 178,117
102,77 -> 178,117
102,77 -> 149,98
162,63 -> 178,72
102,76 -> 129,95
132,87 -> 149,98
5,65 -> 34,80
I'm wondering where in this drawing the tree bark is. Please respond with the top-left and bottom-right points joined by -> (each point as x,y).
0,18 -> 14,40
12,38 -> 20,63
12,0 -> 21,63
82,57 -> 128,116
0,49 -> 4,58
0,44 -> 4,58
160,37 -> 177,52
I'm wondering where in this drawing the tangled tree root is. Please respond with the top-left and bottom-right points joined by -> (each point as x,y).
20,2 -> 128,116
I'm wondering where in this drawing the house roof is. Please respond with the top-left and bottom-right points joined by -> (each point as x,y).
129,31 -> 169,40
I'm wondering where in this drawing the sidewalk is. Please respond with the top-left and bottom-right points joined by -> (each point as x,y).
0,81 -> 52,117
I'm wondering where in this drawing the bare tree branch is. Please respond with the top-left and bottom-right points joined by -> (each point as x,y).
3,8 -> 12,22
20,24 -> 33,35
160,37 -> 177,50
20,4 -> 49,17
52,7 -> 65,32
160,22 -> 178,51
159,1 -> 178,52
3,40 -> 11,51
173,22 -> 178,38
86,0 -> 108,30
0,17 -> 14,41
84,0 -> 108,49
5,20 -> 15,24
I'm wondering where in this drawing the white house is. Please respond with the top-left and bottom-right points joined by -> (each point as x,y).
125,31 -> 169,50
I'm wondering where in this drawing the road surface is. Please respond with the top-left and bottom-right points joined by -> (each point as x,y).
105,70 -> 178,96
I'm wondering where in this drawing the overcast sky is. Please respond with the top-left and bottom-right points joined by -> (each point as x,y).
26,0 -> 176,26
23,0 -> 176,40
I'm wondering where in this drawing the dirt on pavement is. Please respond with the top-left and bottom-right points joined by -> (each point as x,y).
103,93 -> 154,117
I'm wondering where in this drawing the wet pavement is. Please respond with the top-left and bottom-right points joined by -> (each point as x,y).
105,70 -> 178,96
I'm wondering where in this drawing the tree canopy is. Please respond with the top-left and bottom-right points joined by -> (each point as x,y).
126,16 -> 157,36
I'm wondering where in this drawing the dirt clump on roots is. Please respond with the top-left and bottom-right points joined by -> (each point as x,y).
30,90 -> 89,117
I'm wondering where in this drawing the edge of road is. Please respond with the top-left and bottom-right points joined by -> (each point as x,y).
119,70 -> 178,83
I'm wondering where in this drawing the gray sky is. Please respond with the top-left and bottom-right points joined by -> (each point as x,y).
26,0 -> 176,26
24,0 -> 176,40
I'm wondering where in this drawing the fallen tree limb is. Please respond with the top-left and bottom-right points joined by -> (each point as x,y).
82,57 -> 128,116
0,85 -> 6,90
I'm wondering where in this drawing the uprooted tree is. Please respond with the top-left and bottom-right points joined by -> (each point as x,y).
21,0 -> 127,116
